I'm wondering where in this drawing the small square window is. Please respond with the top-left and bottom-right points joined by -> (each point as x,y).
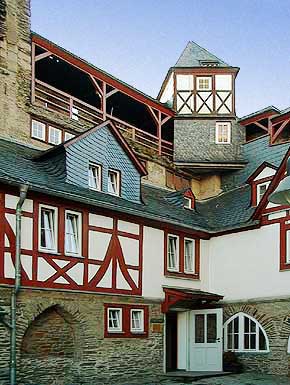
184,197 -> 193,209
130,309 -> 144,333
65,211 -> 82,256
108,308 -> 122,332
39,205 -> 58,252
167,235 -> 179,271
108,170 -> 120,196
31,119 -> 46,141
48,126 -> 62,145
197,77 -> 212,91
88,164 -> 101,191
184,238 -> 195,273
216,122 -> 231,144
257,182 -> 270,204
64,132 -> 75,142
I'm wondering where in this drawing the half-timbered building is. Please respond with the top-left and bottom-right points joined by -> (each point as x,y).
1,1 -> 290,384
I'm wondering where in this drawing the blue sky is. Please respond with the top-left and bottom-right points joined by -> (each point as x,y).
31,0 -> 290,117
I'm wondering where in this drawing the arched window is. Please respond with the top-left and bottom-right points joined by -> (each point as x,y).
224,312 -> 269,353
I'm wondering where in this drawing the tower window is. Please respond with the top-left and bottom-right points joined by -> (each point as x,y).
48,126 -> 62,145
31,119 -> 46,141
216,122 -> 231,144
257,181 -> 270,204
197,77 -> 212,90
88,164 -> 102,191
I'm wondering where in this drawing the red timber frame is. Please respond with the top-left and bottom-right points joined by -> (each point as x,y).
171,67 -> 238,117
0,186 -> 209,294
164,230 -> 200,279
31,34 -> 174,157
104,303 -> 149,338
0,188 -> 144,295
270,112 -> 290,144
247,162 -> 277,207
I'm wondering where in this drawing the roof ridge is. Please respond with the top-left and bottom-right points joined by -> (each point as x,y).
189,40 -> 229,66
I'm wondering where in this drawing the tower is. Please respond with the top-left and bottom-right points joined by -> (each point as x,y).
158,41 -> 245,173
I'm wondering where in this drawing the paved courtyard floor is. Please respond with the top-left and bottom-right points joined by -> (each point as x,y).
153,373 -> 290,385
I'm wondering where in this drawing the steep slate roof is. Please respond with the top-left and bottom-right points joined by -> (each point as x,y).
0,138 -> 257,234
238,105 -> 280,122
222,135 -> 290,190
174,41 -> 230,68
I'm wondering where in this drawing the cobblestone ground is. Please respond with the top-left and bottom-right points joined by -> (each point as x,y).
125,373 -> 290,385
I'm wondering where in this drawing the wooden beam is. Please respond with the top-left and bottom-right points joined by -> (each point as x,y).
106,89 -> 119,99
102,81 -> 106,120
272,118 -> 290,143
35,51 -> 52,62
161,116 -> 171,126
253,121 -> 269,132
147,106 -> 159,125
89,75 -> 103,96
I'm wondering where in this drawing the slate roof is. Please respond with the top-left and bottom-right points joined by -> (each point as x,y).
238,106 -> 280,122
0,138 -> 257,234
175,41 -> 230,68
222,135 -> 290,190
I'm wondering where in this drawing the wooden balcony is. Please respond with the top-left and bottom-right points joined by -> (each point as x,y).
33,79 -> 173,158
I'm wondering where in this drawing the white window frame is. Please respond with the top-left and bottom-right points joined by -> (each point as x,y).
64,132 -> 75,142
167,234 -> 179,272
107,308 -> 122,333
215,122 -> 231,144
38,204 -> 58,253
184,196 -> 193,209
88,163 -> 102,191
31,119 -> 46,141
224,312 -> 269,353
184,238 -> 195,273
197,76 -> 212,91
65,210 -> 82,256
108,169 -> 120,196
130,309 -> 144,333
257,181 -> 270,204
48,126 -> 62,145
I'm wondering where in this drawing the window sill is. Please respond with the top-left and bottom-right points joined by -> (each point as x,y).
64,253 -> 85,259
165,272 -> 200,280
38,249 -> 60,255
235,350 -> 270,355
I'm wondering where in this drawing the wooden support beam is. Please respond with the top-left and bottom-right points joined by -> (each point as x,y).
102,81 -> 106,120
253,121 -> 269,132
89,75 -> 103,96
272,118 -> 290,143
161,115 -> 171,126
106,89 -> 119,99
35,51 -> 52,62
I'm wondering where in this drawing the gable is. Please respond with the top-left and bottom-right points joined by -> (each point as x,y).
253,167 -> 276,181
65,125 -> 142,203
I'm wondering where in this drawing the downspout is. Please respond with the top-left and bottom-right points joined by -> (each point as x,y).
10,184 -> 29,385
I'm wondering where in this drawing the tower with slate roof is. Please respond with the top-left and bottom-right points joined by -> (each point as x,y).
158,41 -> 246,173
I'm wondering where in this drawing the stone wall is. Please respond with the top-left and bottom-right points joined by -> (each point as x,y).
223,299 -> 290,376
174,118 -> 245,164
0,287 -> 164,385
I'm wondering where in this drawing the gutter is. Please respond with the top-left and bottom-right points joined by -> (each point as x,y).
10,184 -> 29,385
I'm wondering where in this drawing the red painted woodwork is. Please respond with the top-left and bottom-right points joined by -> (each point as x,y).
104,303 -> 149,338
280,220 -> 290,271
164,230 -> 200,280
184,189 -> 195,210
250,176 -> 274,207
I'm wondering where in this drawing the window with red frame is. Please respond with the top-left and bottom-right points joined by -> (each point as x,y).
164,232 -> 200,279
280,222 -> 290,271
104,304 -> 149,338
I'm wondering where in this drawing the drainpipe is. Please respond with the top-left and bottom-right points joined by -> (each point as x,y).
10,184 -> 29,385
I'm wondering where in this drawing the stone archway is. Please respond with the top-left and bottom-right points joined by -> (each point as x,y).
19,305 -> 79,385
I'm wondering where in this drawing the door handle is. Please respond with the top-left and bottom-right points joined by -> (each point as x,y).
216,338 -> 221,342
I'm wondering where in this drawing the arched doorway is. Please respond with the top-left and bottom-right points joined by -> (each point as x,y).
20,305 -> 78,384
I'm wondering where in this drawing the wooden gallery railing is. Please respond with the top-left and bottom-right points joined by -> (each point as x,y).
34,79 -> 173,157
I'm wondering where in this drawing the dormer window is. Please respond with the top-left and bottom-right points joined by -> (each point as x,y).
216,122 -> 231,144
197,77 -> 212,90
48,126 -> 62,145
88,164 -> 101,191
108,170 -> 120,196
257,181 -> 270,204
184,196 -> 193,209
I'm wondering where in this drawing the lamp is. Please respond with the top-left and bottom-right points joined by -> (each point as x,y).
268,158 -> 290,205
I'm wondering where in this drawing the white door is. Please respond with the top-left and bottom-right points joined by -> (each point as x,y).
189,308 -> 223,371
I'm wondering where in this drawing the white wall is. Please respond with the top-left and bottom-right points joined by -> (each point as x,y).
209,224 -> 290,301
142,226 -> 210,299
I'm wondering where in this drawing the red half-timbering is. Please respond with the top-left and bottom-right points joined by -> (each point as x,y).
0,190 -> 143,295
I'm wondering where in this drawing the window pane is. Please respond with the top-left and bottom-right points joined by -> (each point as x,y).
64,132 -> 75,141
233,316 -> 239,333
207,314 -> 217,343
195,314 -> 205,343
48,126 -> 61,145
108,309 -> 121,331
40,208 -> 55,250
89,165 -> 101,190
32,120 -> 45,140
65,213 -> 79,254
184,239 -> 194,272
108,170 -> 119,195
259,330 -> 266,350
168,236 -> 177,270
250,334 -> 256,349
131,310 -> 143,331
244,334 -> 249,349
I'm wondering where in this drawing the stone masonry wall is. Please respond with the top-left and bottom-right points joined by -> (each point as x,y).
0,287 -> 164,385
174,119 -> 245,163
224,299 -> 290,376
0,0 -> 32,143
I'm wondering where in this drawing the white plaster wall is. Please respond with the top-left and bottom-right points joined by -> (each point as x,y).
215,75 -> 232,90
209,224 -> 290,301
142,226 -> 210,299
